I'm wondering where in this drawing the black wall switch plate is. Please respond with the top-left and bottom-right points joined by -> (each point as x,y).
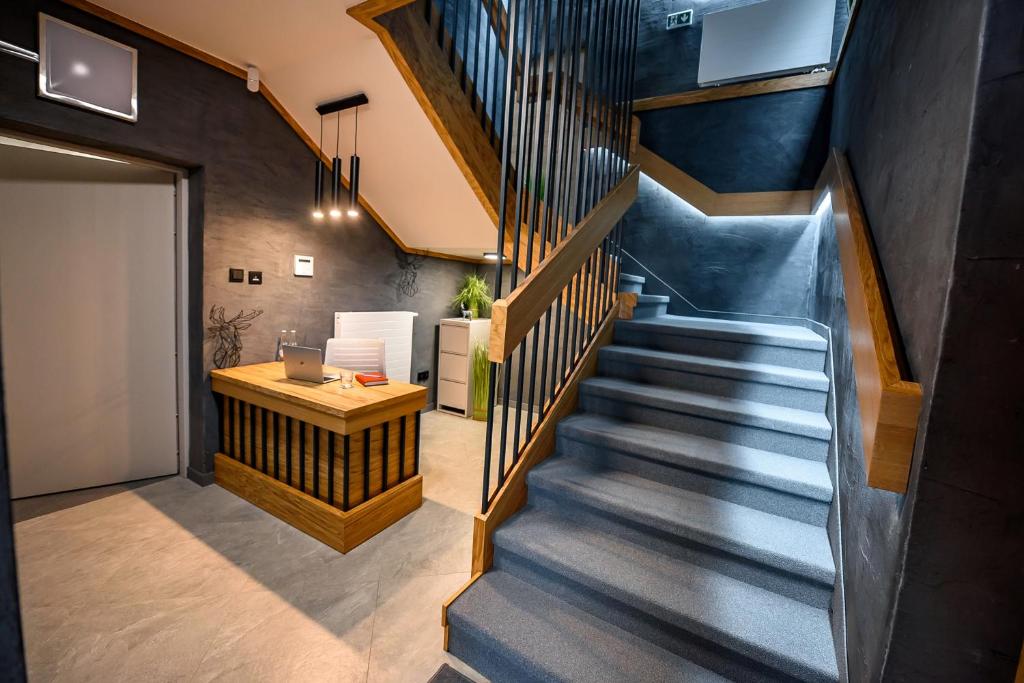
229,268 -> 244,283
417,370 -> 430,382
248,271 -> 263,285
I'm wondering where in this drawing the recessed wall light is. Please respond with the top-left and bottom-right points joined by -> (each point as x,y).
483,252 -> 499,261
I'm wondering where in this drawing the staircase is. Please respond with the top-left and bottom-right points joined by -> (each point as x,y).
447,273 -> 840,682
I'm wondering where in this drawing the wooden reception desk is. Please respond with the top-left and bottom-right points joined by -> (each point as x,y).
210,362 -> 427,553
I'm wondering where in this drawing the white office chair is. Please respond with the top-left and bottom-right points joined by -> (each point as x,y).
324,337 -> 386,375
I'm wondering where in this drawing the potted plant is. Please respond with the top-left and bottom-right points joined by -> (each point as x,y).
451,273 -> 493,319
471,343 -> 489,420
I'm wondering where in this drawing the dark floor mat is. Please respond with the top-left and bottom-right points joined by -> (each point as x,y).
427,663 -> 475,683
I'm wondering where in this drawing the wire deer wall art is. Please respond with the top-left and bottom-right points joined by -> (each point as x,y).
207,305 -> 263,369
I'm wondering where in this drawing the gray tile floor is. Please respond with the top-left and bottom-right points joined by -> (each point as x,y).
14,410 -> 489,683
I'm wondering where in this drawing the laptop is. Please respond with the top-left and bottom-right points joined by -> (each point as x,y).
282,345 -> 340,384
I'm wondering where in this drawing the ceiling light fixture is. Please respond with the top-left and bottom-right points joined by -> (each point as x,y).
311,115 -> 324,220
329,112 -> 342,220
483,252 -> 499,261
348,105 -> 360,218
315,92 -> 368,220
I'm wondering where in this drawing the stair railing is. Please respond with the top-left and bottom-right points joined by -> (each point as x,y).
479,0 -> 641,517
424,0 -> 509,146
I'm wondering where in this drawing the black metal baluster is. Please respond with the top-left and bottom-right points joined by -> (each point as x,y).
261,408 -> 268,474
286,416 -> 293,485
488,0 -> 523,507
382,421 -> 390,492
469,0 -> 482,106
227,397 -> 236,459
239,401 -> 247,463
399,415 -> 407,481
450,0 -> 461,71
273,413 -> 280,480
343,433 -> 351,511
313,425 -> 320,499
414,411 -> 422,475
299,421 -> 306,493
328,431 -> 335,506
249,404 -> 256,468
363,427 -> 371,502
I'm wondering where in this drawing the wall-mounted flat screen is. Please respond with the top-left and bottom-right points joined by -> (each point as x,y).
38,13 -> 138,122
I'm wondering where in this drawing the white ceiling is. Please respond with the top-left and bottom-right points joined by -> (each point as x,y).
90,0 -> 495,258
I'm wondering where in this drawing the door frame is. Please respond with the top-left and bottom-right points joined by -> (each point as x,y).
0,129 -> 190,482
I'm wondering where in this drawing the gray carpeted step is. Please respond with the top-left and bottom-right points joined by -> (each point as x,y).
557,413 -> 833,525
615,315 -> 827,371
618,272 -> 646,294
492,508 -> 839,683
632,294 -> 669,319
446,570 -> 730,683
527,456 -> 836,604
579,376 -> 832,461
600,344 -> 829,411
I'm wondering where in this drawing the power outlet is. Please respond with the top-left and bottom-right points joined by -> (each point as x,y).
417,370 -> 430,383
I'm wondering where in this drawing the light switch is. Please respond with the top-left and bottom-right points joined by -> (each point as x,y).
294,255 -> 314,277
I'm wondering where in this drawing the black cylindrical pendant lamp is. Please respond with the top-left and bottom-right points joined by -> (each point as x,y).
313,93 -> 368,220
348,154 -> 360,217
347,105 -> 361,217
312,116 -> 325,220
329,156 -> 342,220
329,113 -> 342,220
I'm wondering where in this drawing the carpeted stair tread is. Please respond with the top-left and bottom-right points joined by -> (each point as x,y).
619,273 -> 646,284
494,509 -> 839,683
447,570 -> 730,683
636,294 -> 670,304
581,377 -> 833,440
557,413 -> 833,501
528,456 -> 836,585
618,315 -> 827,350
600,345 -> 830,391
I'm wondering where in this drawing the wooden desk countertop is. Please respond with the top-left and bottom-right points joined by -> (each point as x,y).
211,362 -> 427,432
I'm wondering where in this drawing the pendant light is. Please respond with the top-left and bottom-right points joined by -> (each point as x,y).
347,105 -> 361,218
329,112 -> 342,220
311,115 -> 324,220
314,92 -> 368,220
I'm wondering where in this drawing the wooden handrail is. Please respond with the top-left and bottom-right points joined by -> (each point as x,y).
487,165 -> 640,362
632,71 -> 831,111
815,149 -> 922,493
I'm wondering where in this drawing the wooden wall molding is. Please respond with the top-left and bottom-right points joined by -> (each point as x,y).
814,149 -> 922,493
634,145 -> 814,216
60,0 -> 484,264
632,71 -> 831,112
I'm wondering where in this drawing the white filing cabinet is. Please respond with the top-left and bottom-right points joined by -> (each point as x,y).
436,318 -> 491,417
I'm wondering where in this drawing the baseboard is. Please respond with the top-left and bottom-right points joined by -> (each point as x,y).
186,465 -> 215,487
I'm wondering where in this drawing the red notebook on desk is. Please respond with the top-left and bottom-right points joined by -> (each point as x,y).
355,372 -> 389,387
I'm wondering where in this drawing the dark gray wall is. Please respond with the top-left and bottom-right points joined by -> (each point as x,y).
0,1 -> 474,483
823,0 -> 1024,680
879,0 -> 1024,678
634,0 -> 849,99
0,324 -> 26,679
632,0 -> 847,193
637,87 -> 833,192
622,174 -> 818,318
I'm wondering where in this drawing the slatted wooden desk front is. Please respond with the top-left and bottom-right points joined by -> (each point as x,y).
210,362 -> 427,553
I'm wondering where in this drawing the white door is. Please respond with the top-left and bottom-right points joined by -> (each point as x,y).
0,142 -> 179,498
